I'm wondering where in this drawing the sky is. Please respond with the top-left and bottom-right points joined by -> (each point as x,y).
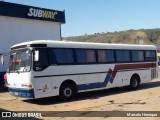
3,0 -> 160,37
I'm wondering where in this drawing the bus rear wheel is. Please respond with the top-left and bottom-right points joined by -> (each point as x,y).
129,76 -> 140,90
59,83 -> 75,100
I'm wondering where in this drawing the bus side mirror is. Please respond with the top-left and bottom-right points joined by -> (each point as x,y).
1,55 -> 4,65
34,50 -> 39,61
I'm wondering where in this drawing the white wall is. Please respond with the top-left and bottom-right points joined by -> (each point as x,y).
0,16 -> 62,72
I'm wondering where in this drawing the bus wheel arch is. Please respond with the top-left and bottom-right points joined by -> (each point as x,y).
129,74 -> 141,89
59,80 -> 78,100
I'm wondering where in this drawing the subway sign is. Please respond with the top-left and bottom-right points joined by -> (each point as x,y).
0,1 -> 65,23
27,8 -> 58,20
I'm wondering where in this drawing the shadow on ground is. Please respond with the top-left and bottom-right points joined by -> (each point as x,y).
23,80 -> 160,105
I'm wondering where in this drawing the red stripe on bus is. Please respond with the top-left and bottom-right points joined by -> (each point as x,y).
108,69 -> 112,75
114,63 -> 156,71
111,71 -> 117,78
110,63 -> 156,79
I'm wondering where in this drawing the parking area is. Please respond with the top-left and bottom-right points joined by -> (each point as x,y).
0,78 -> 160,120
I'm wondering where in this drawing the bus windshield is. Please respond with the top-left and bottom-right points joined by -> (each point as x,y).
8,49 -> 32,73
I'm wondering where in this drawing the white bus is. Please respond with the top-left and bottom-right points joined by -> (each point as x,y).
5,40 -> 158,100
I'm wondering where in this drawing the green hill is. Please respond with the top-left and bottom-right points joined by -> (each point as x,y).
64,28 -> 160,45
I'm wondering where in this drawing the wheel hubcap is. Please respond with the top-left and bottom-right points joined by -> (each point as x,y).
132,79 -> 138,88
64,88 -> 72,97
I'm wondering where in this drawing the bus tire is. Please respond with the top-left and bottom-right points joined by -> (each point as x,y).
59,83 -> 75,101
129,76 -> 140,90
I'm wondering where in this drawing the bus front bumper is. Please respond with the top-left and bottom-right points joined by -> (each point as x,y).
8,87 -> 35,99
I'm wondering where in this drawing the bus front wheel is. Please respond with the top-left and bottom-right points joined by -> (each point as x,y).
59,83 -> 75,100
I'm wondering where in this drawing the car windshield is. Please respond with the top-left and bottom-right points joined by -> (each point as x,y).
8,49 -> 32,73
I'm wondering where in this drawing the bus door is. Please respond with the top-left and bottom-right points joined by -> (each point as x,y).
33,48 -> 52,96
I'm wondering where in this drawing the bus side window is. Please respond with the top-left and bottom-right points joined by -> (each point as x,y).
116,50 -> 130,62
48,48 -> 57,65
53,48 -> 74,64
131,50 -> 144,62
145,50 -> 156,61
76,49 -> 96,64
34,48 -> 49,71
97,50 -> 114,63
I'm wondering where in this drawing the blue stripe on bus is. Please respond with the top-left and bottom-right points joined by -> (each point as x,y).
78,72 -> 115,91
109,77 -> 114,84
0,72 -> 6,87
103,73 -> 111,86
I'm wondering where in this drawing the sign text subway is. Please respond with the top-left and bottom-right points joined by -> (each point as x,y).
0,1 -> 65,23
28,8 -> 58,19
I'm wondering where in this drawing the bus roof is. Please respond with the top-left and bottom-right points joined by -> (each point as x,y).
11,40 -> 156,50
